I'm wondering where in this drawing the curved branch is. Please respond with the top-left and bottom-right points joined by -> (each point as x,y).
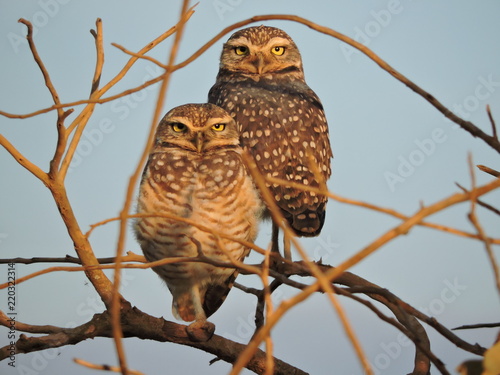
232,178 -> 499,373
486,104 -> 498,141
4,15 -> 500,153
264,174 -> 500,245
275,261 -> 487,357
18,18 -> 64,119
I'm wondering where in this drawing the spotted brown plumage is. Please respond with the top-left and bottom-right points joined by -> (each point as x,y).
134,103 -> 263,330
208,25 -> 332,238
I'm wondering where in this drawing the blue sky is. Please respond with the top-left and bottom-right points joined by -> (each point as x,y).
1,1 -> 499,374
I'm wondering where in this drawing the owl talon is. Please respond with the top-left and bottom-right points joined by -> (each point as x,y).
186,320 -> 215,342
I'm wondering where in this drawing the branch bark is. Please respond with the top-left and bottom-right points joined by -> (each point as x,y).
0,306 -> 308,375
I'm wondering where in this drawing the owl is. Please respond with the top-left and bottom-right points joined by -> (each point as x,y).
134,103 -> 262,340
208,26 -> 333,256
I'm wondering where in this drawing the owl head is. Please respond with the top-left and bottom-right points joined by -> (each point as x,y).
218,25 -> 304,78
155,103 -> 239,153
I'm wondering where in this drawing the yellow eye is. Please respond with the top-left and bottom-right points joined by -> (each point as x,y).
211,123 -> 226,132
271,46 -> 285,56
234,46 -> 248,55
171,123 -> 186,133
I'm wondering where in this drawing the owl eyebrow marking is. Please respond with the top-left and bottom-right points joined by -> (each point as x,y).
166,116 -> 191,125
268,37 -> 291,46
205,117 -> 232,127
225,37 -> 250,46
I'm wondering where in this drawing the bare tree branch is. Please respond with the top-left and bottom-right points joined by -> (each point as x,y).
18,19 -> 64,119
478,164 -> 500,178
264,174 -> 500,244
1,8 -> 498,375
4,15 -> 499,153
486,104 -> 498,141
466,155 -> 500,296
0,305 -> 308,375
89,18 -> 104,96
74,359 -> 144,375
453,322 -> 500,330
231,177 -> 499,373
0,253 -> 143,265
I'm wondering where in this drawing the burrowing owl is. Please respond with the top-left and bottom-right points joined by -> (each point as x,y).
208,26 -> 332,256
134,103 -> 262,340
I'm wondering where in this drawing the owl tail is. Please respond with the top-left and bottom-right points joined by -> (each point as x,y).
289,205 -> 326,237
202,271 -> 238,318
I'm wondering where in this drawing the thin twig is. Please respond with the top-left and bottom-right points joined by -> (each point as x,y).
57,6 -> 196,180
486,104 -> 498,140
110,3 -> 193,374
335,287 -> 447,375
90,18 -> 104,96
261,242 -> 274,375
0,252 -> 145,265
74,359 -> 144,375
19,17 -> 71,178
478,164 -> 500,178
277,262 -> 485,358
0,134 -> 49,185
5,15 -> 499,153
241,151 -> 375,375
456,182 -> 500,216
466,154 -> 500,296
231,177 -> 500,373
253,278 -> 286,330
87,212 -> 269,257
264,175 -> 500,244
3,19 -> 117,305
340,284 -> 486,356
0,255 -> 270,290
453,322 -> 500,330
111,42 -> 167,69
18,18 -> 64,118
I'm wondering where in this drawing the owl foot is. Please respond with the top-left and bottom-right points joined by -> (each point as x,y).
186,320 -> 215,342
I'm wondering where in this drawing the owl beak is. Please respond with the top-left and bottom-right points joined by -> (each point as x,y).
252,53 -> 265,74
194,132 -> 204,153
